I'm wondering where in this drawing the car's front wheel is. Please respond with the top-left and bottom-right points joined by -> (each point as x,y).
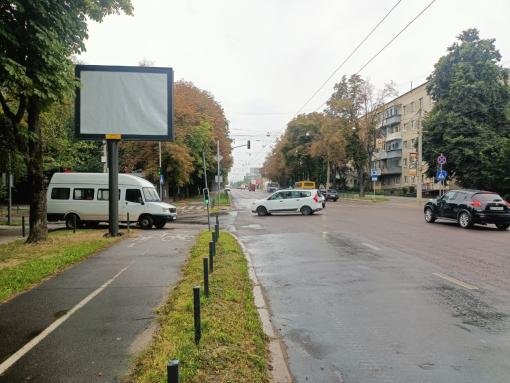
424,207 -> 436,223
154,219 -> 166,229
300,206 -> 312,216
458,211 -> 473,229
495,223 -> 509,231
65,213 -> 81,230
256,206 -> 268,216
139,214 -> 154,230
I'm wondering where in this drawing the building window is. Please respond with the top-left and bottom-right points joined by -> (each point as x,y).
404,176 -> 408,183
403,105 -> 407,115
419,97 -> 423,110
403,158 -> 407,166
410,102 -> 415,113
411,120 -> 416,130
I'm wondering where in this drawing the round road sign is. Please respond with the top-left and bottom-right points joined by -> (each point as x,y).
437,154 -> 447,165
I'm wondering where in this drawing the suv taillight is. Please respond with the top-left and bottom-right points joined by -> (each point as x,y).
470,199 -> 482,208
313,194 -> 319,203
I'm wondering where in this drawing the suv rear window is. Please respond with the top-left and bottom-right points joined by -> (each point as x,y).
473,193 -> 503,202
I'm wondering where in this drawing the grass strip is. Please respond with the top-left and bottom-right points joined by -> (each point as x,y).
0,230 -> 121,303
129,230 -> 269,383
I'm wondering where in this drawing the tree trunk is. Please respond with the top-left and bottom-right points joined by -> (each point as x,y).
26,98 -> 48,243
358,167 -> 365,197
326,161 -> 331,189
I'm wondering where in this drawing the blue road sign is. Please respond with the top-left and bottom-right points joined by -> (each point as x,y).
160,174 -> 164,184
371,176 -> 378,182
370,169 -> 378,177
436,170 -> 447,181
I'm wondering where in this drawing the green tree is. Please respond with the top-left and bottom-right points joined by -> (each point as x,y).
326,75 -> 395,196
423,29 -> 510,195
0,1 -> 133,242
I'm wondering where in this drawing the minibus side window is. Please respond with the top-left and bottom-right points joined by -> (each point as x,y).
73,188 -> 94,200
126,189 -> 143,204
97,189 -> 120,201
51,188 -> 70,200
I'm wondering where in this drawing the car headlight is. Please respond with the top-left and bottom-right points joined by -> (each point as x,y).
162,207 -> 169,212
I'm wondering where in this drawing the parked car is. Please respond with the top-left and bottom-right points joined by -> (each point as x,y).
423,189 -> 510,230
251,189 -> 323,216
47,172 -> 177,229
320,189 -> 339,202
248,184 -> 256,191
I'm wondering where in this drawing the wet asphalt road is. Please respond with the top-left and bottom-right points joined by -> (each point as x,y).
0,224 -> 200,382
230,189 -> 510,383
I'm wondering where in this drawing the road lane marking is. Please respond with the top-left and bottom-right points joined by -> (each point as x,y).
0,262 -> 134,375
127,243 -> 135,248
362,243 -> 380,251
432,272 -> 479,290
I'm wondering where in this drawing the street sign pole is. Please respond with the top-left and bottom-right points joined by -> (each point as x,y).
202,150 -> 211,231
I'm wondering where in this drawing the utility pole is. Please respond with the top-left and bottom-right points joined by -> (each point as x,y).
202,150 -> 210,231
216,140 -> 220,205
7,153 -> 12,225
417,107 -> 423,202
159,141 -> 163,199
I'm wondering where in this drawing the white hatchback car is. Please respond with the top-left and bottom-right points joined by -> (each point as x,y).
252,189 -> 323,216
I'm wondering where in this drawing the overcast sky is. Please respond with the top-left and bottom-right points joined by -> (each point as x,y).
78,0 -> 510,182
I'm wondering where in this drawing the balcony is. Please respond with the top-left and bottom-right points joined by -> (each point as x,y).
373,149 -> 402,160
380,166 -> 402,175
381,114 -> 401,127
386,131 -> 402,141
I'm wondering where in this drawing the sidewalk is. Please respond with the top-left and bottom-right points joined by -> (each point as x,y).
0,224 -> 200,382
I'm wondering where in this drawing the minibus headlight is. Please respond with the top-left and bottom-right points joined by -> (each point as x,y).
162,207 -> 169,212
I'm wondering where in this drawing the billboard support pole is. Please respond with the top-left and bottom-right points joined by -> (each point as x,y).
107,138 -> 120,237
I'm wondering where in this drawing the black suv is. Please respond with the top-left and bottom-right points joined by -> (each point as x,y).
320,189 -> 339,202
424,190 -> 510,230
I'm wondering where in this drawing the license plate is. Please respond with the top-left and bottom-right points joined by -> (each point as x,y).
490,206 -> 504,211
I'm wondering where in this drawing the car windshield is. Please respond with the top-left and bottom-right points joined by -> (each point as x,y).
328,189 -> 337,193
473,193 -> 503,202
142,187 -> 160,202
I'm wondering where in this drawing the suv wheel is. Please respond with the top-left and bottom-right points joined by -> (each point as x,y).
154,219 -> 166,229
139,215 -> 154,230
300,206 -> 312,216
458,211 -> 473,229
256,206 -> 268,216
495,223 -> 509,231
424,207 -> 436,223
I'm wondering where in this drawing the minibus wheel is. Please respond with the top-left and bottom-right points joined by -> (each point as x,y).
139,214 -> 154,229
65,213 -> 81,229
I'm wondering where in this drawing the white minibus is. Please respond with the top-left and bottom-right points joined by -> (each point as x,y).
47,173 -> 177,229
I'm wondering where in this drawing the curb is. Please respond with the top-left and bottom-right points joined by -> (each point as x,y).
230,232 -> 293,383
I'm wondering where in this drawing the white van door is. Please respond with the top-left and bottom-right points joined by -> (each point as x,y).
122,188 -> 146,222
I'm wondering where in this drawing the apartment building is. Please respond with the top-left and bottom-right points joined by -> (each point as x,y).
372,82 -> 441,194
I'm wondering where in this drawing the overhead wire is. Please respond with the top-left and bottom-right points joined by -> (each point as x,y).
294,0 -> 404,116
314,0 -> 437,112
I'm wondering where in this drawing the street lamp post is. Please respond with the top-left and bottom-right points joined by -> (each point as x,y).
417,108 -> 423,202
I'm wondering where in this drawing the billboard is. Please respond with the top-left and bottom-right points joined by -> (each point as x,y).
75,65 -> 173,141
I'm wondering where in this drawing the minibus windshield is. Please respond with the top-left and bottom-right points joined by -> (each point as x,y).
143,187 -> 161,202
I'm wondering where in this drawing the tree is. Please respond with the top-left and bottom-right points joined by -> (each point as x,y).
326,75 -> 395,196
423,29 -> 510,195
0,1 -> 133,242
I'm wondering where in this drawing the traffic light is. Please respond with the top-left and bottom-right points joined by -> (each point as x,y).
247,140 -> 251,149
203,188 -> 210,206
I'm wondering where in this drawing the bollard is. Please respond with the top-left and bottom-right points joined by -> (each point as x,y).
73,214 -> 76,234
21,216 -> 25,237
193,286 -> 201,344
215,223 -> 219,241
127,212 -> 130,233
211,230 -> 216,243
215,213 -> 219,226
203,258 -> 209,297
209,241 -> 215,273
167,359 -> 179,383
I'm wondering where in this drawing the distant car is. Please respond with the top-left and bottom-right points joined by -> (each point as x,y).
423,189 -> 510,230
248,184 -> 256,191
251,189 -> 323,216
320,189 -> 338,202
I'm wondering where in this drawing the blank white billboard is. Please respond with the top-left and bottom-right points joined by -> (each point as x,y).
75,65 -> 173,140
